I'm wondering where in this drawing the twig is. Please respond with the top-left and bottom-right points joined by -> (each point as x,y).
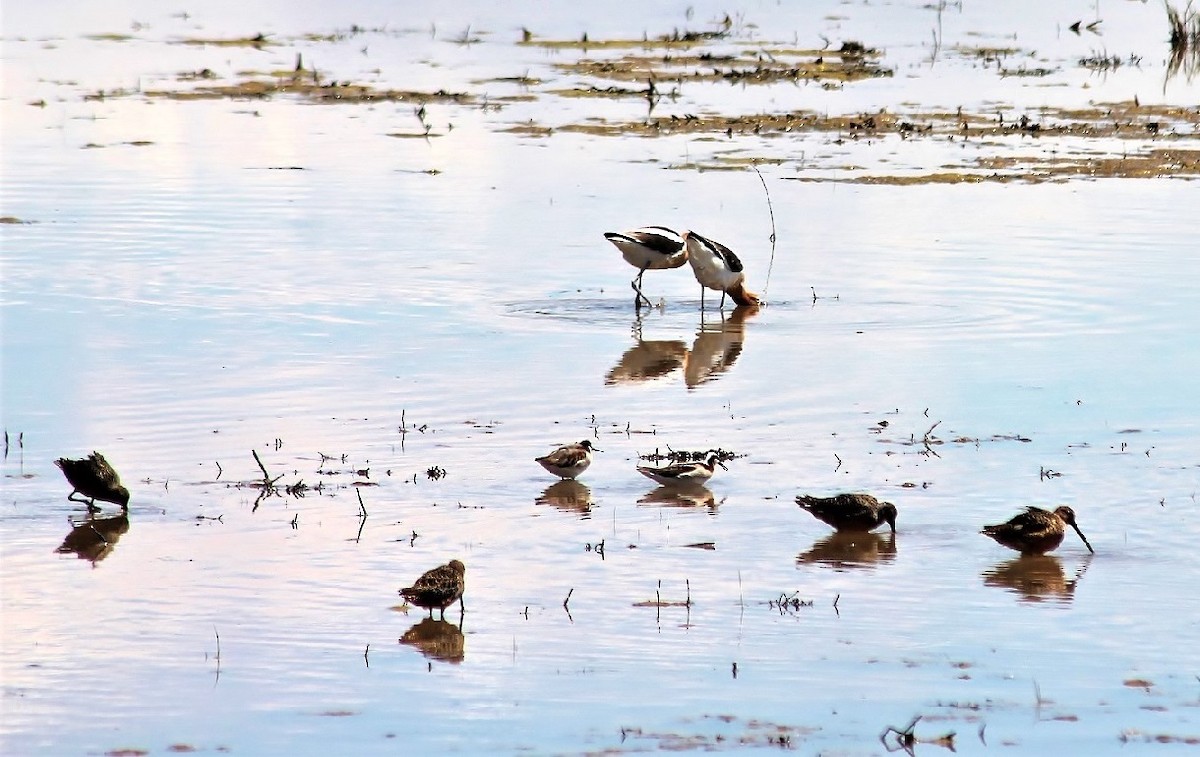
364,644 -> 370,668
215,461 -> 223,480
751,164 -> 778,297
563,588 -> 574,610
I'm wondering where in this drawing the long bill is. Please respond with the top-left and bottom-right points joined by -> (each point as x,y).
1070,523 -> 1095,554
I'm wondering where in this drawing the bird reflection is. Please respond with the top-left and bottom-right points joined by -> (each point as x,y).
399,617 -> 464,664
982,554 -> 1091,604
684,305 -> 757,388
535,479 -> 593,516
796,531 -> 897,570
55,513 -> 130,566
604,317 -> 687,385
638,484 -> 719,511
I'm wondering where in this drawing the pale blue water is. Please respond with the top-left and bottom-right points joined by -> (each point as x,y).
3,1 -> 1199,754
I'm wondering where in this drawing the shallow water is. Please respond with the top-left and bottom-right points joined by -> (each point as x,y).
3,1 -> 1200,754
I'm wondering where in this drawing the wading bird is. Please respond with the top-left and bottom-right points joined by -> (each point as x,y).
399,559 -> 466,620
682,230 -> 761,309
603,226 -> 688,308
54,452 -> 130,511
982,506 -> 1094,555
535,440 -> 599,480
636,451 -> 726,486
795,493 -> 898,533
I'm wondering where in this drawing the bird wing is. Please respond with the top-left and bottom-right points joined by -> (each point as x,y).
539,445 -> 587,467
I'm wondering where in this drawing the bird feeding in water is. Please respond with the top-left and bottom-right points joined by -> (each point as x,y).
795,493 -> 898,533
636,451 -> 726,486
603,226 -> 688,309
54,451 -> 130,511
981,506 -> 1094,556
399,559 -> 466,620
682,230 -> 761,309
535,440 -> 599,480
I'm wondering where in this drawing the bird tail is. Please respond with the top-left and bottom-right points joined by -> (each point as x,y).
727,282 -> 761,307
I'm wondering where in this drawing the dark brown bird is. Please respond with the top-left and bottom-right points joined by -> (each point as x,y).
535,440 -> 598,480
795,493 -> 897,533
55,452 -> 130,511
982,506 -> 1094,555
399,559 -> 466,619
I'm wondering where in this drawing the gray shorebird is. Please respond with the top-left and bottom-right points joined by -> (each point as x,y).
400,559 -> 466,620
795,493 -> 897,533
982,506 -> 1094,555
535,440 -> 598,480
604,226 -> 688,308
637,451 -> 726,486
682,230 -> 761,309
55,452 -> 130,511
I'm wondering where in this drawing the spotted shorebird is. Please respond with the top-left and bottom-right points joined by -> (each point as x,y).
682,230 -> 760,309
400,559 -> 466,619
603,226 -> 688,308
982,506 -> 1094,555
795,493 -> 897,533
535,439 -> 599,480
636,451 -> 726,486
55,452 -> 130,511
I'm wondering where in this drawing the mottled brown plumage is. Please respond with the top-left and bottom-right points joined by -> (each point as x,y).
535,440 -> 597,479
400,560 -> 466,619
55,452 -> 130,511
982,506 -> 1094,555
795,493 -> 897,533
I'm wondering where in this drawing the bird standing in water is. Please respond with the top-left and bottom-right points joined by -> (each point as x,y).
54,452 -> 130,511
535,440 -> 599,480
400,560 -> 466,620
683,230 -> 761,309
982,506 -> 1094,555
795,493 -> 898,533
603,226 -> 688,309
636,451 -> 726,486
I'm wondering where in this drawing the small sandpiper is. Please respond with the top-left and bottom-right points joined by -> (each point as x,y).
682,230 -> 761,309
636,451 -> 726,486
399,559 -> 466,620
795,493 -> 897,533
603,226 -> 688,308
982,506 -> 1094,555
55,451 -> 130,511
535,440 -> 599,480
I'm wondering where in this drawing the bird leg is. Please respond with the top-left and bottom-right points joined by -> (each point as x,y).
631,269 -> 652,309
67,491 -> 100,512
719,290 -> 728,309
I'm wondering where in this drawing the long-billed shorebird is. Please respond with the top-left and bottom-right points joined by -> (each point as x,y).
795,493 -> 897,533
603,226 -> 688,308
682,230 -> 761,309
54,452 -> 130,511
535,439 -> 599,480
400,559 -> 466,620
636,451 -> 726,486
982,506 -> 1094,556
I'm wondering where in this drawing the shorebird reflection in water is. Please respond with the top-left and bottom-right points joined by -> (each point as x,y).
535,479 -> 593,516
399,617 -> 465,664
535,439 -> 599,480
638,484 -> 718,511
399,559 -> 466,620
795,493 -> 897,533
982,554 -> 1089,604
685,305 -> 757,388
603,226 -> 687,309
55,513 -> 131,566
605,328 -> 687,386
682,230 -> 761,309
55,451 -> 130,511
796,531 -> 897,570
637,452 -> 726,487
981,506 -> 1094,555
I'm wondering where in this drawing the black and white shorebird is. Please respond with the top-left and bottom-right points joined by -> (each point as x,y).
603,226 -> 688,308
399,559 -> 466,620
682,230 -> 761,309
54,451 -> 130,511
636,451 -> 726,486
535,439 -> 599,480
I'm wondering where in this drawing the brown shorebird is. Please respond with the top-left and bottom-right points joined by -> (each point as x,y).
637,451 -> 726,486
682,230 -> 761,309
400,560 -> 466,620
982,506 -> 1094,555
795,493 -> 897,533
603,226 -> 688,309
535,440 -> 598,480
55,452 -> 130,511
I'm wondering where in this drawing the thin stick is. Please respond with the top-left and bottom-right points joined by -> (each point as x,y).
563,588 -> 574,610
751,163 -> 778,297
